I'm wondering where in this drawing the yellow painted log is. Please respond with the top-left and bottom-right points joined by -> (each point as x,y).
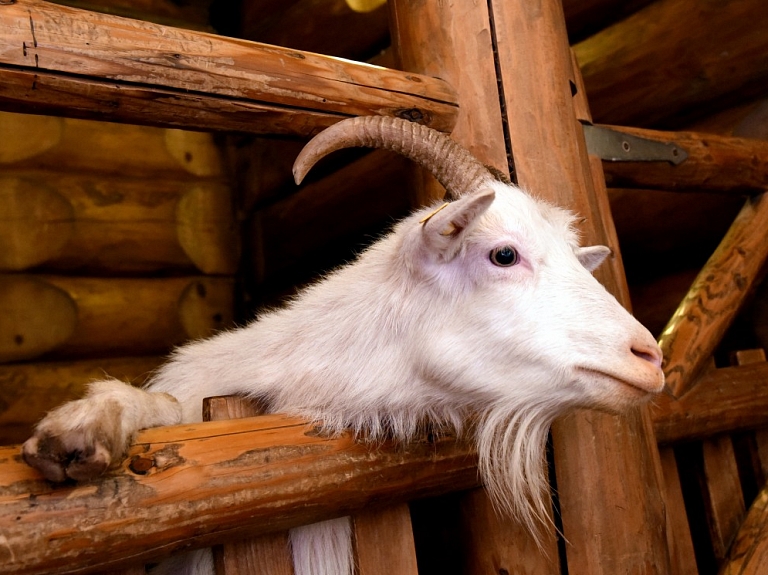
0,275 -> 234,362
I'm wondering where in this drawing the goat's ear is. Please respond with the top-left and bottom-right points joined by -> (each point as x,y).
575,245 -> 612,272
421,189 -> 495,260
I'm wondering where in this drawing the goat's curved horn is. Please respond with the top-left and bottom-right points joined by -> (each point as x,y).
293,116 -> 494,200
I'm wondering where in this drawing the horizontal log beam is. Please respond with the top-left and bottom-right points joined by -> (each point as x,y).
0,0 -> 458,136
651,362 -> 768,444
597,125 -> 768,193
575,0 -> 768,127
0,414 -> 479,574
0,275 -> 234,362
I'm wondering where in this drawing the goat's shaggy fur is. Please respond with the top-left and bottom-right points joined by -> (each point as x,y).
23,136 -> 663,575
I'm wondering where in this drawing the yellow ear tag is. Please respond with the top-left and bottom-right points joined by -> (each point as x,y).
419,202 -> 450,225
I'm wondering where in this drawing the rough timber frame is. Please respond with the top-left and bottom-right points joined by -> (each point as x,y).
2,0 -> 768,573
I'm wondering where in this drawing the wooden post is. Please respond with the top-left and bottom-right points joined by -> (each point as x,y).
203,396 -> 294,575
488,1 -> 670,573
388,3 -> 559,573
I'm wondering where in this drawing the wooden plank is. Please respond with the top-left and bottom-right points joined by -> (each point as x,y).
701,435 -> 746,563
0,0 -> 458,136
652,362 -> 768,444
658,448 -> 698,575
598,125 -> 768,194
574,0 -> 768,127
387,2 -> 559,573
659,192 -> 768,397
0,275 -> 234,362
0,414 -> 479,575
353,504 -> 419,575
204,396 -> 294,575
456,488 -> 558,575
488,2 -> 670,573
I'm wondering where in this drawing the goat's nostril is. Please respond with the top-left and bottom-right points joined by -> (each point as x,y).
632,347 -> 662,368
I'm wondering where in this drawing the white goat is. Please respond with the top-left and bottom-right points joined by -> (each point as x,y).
22,116 -> 664,575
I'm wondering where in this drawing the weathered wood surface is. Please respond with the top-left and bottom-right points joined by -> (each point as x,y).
388,2 -> 558,573
652,362 -> 768,444
598,125 -> 768,193
659,192 -> 768,397
0,415 -> 479,575
0,0 -> 458,136
575,0 -> 768,127
0,355 -> 163,446
658,447 -> 698,575
487,1 -> 670,572
720,483 -> 768,575
204,396 -> 295,575
0,275 -> 233,362
353,504 -> 419,575
702,435 -> 746,563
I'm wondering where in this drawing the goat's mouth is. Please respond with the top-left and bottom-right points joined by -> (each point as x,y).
576,366 -> 664,397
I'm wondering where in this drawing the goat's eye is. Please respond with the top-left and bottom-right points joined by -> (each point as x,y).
490,246 -> 519,267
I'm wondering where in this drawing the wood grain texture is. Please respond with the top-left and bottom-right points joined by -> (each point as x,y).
659,447 -> 698,575
701,435 -> 746,563
720,485 -> 768,575
0,275 -> 234,362
598,125 -> 768,193
353,504 -> 419,575
575,0 -> 768,127
0,414 -> 479,575
659,192 -> 768,396
0,0 -> 458,136
389,0 -> 509,209
204,396 -> 294,575
652,362 -> 768,444
489,1 -> 670,573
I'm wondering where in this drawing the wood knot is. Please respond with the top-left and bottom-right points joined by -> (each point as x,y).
129,456 -> 154,475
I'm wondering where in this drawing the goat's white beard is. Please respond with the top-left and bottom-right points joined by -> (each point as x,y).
281,398 -> 558,541
475,403 -> 558,538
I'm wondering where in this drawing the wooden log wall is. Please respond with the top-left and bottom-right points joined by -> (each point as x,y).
0,110 -> 239,443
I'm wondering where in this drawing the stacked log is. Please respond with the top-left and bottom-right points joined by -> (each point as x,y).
0,111 -> 238,443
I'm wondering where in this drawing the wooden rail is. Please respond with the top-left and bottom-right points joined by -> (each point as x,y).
651,362 -> 768,444
598,125 -> 768,193
0,0 -> 458,136
0,415 -> 478,574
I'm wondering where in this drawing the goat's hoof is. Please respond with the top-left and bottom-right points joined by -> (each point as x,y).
22,433 -> 111,483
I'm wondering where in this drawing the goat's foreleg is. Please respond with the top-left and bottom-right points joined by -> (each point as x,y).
22,379 -> 181,482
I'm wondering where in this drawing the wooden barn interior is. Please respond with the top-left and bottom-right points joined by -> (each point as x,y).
1,0 -> 767,573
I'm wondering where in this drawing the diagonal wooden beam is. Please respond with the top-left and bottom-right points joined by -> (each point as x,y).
659,192 -> 768,397
0,415 -> 478,575
0,0 -> 458,136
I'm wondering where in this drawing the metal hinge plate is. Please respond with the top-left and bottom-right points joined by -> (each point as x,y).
583,124 -> 688,165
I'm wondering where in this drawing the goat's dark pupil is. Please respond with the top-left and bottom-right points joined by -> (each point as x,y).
492,246 -> 518,266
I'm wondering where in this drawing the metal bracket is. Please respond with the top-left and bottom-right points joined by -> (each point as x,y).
583,124 -> 688,165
